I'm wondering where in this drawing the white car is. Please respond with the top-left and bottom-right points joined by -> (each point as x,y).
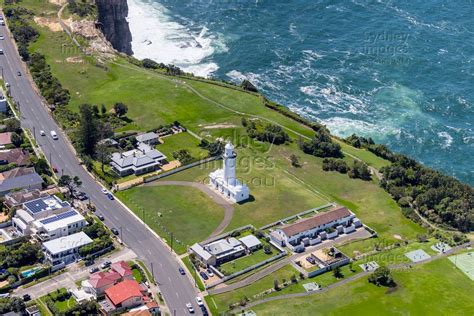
0,36 -> 4,40
50,130 -> 58,140
195,296 -> 204,306
186,303 -> 194,313
101,188 -> 108,194
40,130 -> 45,136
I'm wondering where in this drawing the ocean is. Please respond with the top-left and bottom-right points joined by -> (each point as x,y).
127,0 -> 474,185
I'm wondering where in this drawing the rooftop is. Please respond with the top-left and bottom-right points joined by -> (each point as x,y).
105,279 -> 144,306
280,206 -> 353,237
205,237 -> 243,258
24,195 -> 70,215
42,231 -> 93,255
0,168 -> 43,194
110,261 -> 133,278
111,144 -> 166,169
0,148 -> 30,166
36,209 -> 85,232
239,234 -> 262,249
88,271 -> 122,289
136,132 -> 159,143
0,132 -> 12,145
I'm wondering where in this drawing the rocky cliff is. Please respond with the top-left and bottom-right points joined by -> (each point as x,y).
96,0 -> 133,55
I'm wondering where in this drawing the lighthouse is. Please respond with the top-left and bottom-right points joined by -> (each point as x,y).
208,141 -> 250,203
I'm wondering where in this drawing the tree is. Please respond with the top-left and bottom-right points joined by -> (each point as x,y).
290,154 -> 300,167
113,102 -> 128,117
78,104 -> 99,156
273,279 -> 279,291
172,149 -> 194,164
5,118 -> 21,133
300,130 -> 343,158
368,266 -> 395,287
95,143 -> 112,172
142,58 -> 159,69
100,104 -> 107,115
332,266 -> 343,279
348,161 -> 372,181
59,174 -> 82,197
11,132 -> 23,147
34,158 -> 51,176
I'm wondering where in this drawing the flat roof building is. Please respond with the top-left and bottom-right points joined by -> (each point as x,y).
43,231 -> 93,269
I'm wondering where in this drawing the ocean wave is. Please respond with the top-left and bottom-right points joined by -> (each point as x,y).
127,0 -> 227,77
437,131 -> 453,149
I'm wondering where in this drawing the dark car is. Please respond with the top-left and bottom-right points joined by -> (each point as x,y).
111,227 -> 119,235
106,193 -> 114,200
22,294 -> 31,302
199,271 -> 208,280
179,267 -> 186,275
85,260 -> 94,267
306,256 -> 316,264
97,214 -> 105,221
17,71 -> 21,76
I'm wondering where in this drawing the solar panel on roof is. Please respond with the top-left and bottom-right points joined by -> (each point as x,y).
25,199 -> 48,214
39,210 -> 78,225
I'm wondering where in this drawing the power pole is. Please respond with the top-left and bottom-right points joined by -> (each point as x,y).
150,262 -> 155,283
33,126 -> 36,139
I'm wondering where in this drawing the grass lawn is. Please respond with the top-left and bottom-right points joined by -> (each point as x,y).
252,257 -> 474,315
219,247 -> 276,276
115,185 -> 225,254
158,132 -> 208,160
132,267 -> 143,283
54,297 -> 76,312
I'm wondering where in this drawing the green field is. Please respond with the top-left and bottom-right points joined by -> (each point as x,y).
115,185 -> 225,254
251,257 -> 474,315
158,132 -> 208,160
220,247 -> 275,276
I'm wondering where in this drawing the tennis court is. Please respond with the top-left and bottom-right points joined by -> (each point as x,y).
448,252 -> 474,281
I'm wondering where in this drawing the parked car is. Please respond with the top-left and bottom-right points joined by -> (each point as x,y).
22,294 -> 31,302
52,166 -> 58,173
100,261 -> 111,269
39,130 -> 46,136
101,188 -> 108,194
186,303 -> 194,314
0,49 -> 3,55
199,271 -> 208,280
179,267 -> 186,275
50,130 -> 58,140
17,71 -> 21,76
106,192 -> 114,200
111,227 -> 119,235
206,268 -> 214,277
195,296 -> 204,306
89,267 -> 99,274
306,256 -> 316,264
0,35 -> 4,40
84,260 -> 94,267
97,214 -> 105,221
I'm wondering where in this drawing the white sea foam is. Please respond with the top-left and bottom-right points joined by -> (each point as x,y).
321,117 -> 401,139
438,131 -> 453,148
127,0 -> 227,77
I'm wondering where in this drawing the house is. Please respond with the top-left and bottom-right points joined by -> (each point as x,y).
0,93 -> 7,113
209,142 -> 249,203
42,231 -> 93,270
32,208 -> 87,241
11,194 -> 71,236
0,148 -> 30,166
273,206 -> 356,246
123,301 -> 160,316
239,234 -> 262,251
82,261 -> 134,297
190,237 -> 246,266
136,132 -> 160,145
110,143 -> 167,176
0,132 -> 12,146
104,279 -> 148,310
4,189 -> 48,210
0,167 -> 43,196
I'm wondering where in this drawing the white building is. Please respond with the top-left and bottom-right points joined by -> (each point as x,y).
273,206 -> 357,246
209,142 -> 249,203
32,209 -> 87,241
43,231 -> 93,270
110,143 -> 167,176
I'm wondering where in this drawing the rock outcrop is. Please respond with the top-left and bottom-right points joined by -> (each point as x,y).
96,0 -> 133,55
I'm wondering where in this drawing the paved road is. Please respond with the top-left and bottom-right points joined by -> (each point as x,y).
0,17 -> 203,315
144,181 -> 234,240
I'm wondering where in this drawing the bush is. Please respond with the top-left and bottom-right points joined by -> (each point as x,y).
348,161 -> 372,181
246,121 -> 290,145
322,158 -> 348,173
299,130 -> 343,158
368,266 -> 395,287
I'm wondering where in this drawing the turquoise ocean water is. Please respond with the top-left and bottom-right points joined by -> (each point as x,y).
127,0 -> 474,185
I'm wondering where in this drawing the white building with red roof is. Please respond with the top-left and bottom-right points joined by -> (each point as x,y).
105,279 -> 148,309
82,261 -> 135,297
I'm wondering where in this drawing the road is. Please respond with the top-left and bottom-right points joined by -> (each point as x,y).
0,19 -> 202,315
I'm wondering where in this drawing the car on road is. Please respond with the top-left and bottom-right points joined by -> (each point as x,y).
40,130 -> 45,136
100,261 -> 111,269
0,36 -> 4,40
111,227 -> 119,235
97,214 -> 105,221
22,294 -> 31,302
89,267 -> 99,274
178,267 -> 186,275
52,166 -> 58,173
0,49 -> 3,55
84,259 -> 94,267
106,192 -> 114,200
50,130 -> 58,140
206,268 -> 214,277
199,271 -> 208,280
101,188 -> 108,194
195,296 -> 204,306
17,71 -> 21,76
186,303 -> 194,313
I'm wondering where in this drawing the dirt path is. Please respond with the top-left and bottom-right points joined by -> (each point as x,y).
143,181 -> 234,239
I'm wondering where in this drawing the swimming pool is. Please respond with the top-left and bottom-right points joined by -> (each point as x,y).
20,267 -> 42,278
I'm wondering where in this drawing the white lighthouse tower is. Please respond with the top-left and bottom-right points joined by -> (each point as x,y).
209,141 -> 250,203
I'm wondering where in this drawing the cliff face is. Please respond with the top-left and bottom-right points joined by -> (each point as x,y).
96,0 -> 133,55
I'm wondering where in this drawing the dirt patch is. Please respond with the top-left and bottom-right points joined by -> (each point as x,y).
49,0 -> 66,5
200,123 -> 237,129
0,212 -> 8,222
66,56 -> 84,63
0,280 -> 9,289
34,17 -> 62,32
393,234 -> 403,240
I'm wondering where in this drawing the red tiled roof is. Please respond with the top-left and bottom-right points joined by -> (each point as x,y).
111,261 -> 133,278
146,301 -> 159,309
105,279 -> 143,306
89,271 -> 121,289
0,132 -> 12,145
280,206 -> 353,237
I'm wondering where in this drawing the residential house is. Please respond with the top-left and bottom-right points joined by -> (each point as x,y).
0,148 -> 30,166
42,231 -> 93,270
135,132 -> 160,145
3,189 -> 48,210
190,237 -> 246,266
123,301 -> 160,316
272,206 -> 357,246
0,167 -> 43,196
239,234 -> 262,252
32,208 -> 87,241
110,143 -> 167,176
0,132 -> 12,146
82,261 -> 134,297
104,279 -> 148,311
